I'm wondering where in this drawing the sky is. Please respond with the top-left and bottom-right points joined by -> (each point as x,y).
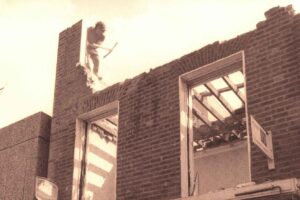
0,0 -> 299,128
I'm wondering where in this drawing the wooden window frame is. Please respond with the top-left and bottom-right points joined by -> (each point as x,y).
178,51 -> 251,197
71,101 -> 119,200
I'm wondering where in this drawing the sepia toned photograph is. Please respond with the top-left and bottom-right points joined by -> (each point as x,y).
0,0 -> 300,199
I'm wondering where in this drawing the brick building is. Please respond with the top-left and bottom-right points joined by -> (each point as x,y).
1,5 -> 300,200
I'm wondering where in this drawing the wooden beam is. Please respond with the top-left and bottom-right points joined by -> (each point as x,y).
204,82 -> 235,116
105,118 -> 117,127
107,115 -> 118,125
91,123 -> 117,141
192,107 -> 212,127
222,76 -> 245,103
197,83 -> 244,97
192,108 -> 218,137
193,94 -> 225,123
93,120 -> 118,136
193,93 -> 243,139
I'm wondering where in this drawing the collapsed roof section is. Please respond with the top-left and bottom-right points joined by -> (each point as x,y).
192,71 -> 247,151
91,115 -> 118,143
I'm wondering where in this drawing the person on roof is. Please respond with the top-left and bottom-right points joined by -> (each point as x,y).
86,21 -> 106,80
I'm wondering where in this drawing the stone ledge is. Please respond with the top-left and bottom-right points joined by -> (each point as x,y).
175,178 -> 300,200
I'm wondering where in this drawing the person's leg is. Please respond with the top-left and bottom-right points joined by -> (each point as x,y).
90,54 -> 100,75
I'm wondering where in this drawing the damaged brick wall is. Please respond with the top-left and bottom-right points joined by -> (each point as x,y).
166,5 -> 300,186
50,5 -> 300,200
75,70 -> 182,199
47,20 -> 92,199
246,6 -> 300,183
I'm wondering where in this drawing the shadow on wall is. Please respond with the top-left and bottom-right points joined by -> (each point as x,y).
72,115 -> 118,200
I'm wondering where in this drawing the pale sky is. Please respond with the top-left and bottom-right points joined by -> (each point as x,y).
0,0 -> 299,128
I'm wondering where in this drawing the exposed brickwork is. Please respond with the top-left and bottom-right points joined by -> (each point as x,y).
47,20 -> 92,199
0,112 -> 51,200
75,72 -> 182,199
116,71 -> 181,199
49,5 -> 300,200
246,6 -> 300,183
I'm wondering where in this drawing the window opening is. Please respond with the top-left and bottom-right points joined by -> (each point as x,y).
191,69 -> 249,195
192,70 -> 246,152
80,114 -> 118,200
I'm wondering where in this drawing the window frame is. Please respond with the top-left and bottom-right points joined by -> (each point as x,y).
71,101 -> 119,200
178,51 -> 251,197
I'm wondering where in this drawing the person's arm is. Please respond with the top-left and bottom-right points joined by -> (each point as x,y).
87,41 -> 111,51
87,41 -> 101,48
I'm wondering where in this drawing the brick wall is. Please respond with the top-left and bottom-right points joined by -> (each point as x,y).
47,20 -> 92,199
50,5 -> 300,200
75,70 -> 182,200
246,6 -> 300,183
0,112 -> 51,200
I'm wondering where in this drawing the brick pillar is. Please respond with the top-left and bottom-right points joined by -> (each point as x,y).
47,20 -> 92,199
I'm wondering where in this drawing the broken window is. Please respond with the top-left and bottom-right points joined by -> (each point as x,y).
80,114 -> 118,200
